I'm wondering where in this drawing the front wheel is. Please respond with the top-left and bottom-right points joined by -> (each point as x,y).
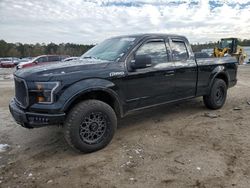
203,78 -> 227,110
64,100 -> 117,153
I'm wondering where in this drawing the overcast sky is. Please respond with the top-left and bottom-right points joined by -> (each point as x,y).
0,0 -> 250,44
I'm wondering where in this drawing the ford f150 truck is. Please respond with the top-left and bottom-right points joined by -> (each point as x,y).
9,34 -> 238,153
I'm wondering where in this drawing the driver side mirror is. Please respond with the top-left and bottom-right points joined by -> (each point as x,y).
34,60 -> 39,64
131,55 -> 152,69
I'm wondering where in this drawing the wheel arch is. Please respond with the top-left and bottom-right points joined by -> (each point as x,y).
209,66 -> 229,90
214,72 -> 229,87
63,87 -> 123,118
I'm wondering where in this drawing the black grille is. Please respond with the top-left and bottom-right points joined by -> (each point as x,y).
15,77 -> 28,108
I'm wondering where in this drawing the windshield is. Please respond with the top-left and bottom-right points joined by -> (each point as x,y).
220,39 -> 233,49
80,37 -> 136,61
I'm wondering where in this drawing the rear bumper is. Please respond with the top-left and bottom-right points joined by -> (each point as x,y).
9,99 -> 65,128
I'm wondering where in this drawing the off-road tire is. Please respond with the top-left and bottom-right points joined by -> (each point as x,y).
203,78 -> 227,110
64,100 -> 117,153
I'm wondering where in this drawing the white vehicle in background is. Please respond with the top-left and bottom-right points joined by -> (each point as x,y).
243,47 -> 250,64
201,49 -> 213,57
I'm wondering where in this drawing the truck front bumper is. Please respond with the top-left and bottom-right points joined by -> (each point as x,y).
9,99 -> 65,128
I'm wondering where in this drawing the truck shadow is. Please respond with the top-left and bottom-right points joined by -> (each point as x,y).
22,97 -> 207,159
118,97 -> 205,130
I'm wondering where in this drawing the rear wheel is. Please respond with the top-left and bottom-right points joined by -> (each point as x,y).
203,78 -> 227,110
64,100 -> 117,153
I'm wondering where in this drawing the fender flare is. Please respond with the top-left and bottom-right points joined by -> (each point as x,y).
60,79 -> 123,116
208,66 -> 229,91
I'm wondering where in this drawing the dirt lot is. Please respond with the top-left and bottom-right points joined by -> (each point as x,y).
0,66 -> 250,188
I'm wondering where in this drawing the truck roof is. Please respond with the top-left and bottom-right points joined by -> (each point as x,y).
112,33 -> 186,40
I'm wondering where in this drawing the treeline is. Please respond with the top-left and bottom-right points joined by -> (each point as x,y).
192,39 -> 250,52
0,40 -> 94,58
1,38 -> 250,57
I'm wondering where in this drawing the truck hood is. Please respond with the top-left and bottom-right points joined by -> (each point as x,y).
14,59 -> 112,81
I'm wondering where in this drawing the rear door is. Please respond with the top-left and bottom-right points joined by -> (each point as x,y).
169,38 -> 197,99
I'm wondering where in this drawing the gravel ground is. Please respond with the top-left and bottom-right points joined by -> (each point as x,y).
0,66 -> 250,188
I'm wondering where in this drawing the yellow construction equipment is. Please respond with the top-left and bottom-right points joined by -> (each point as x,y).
213,38 -> 247,64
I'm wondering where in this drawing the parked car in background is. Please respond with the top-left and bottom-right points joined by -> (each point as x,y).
194,52 -> 211,58
61,56 -> 79,62
0,57 -> 20,68
17,55 -> 69,69
17,57 -> 33,64
201,49 -> 214,57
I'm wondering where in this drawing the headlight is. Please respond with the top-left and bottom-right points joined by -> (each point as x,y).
34,82 -> 59,104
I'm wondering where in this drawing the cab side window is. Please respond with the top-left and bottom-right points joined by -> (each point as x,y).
135,41 -> 168,65
37,57 -> 48,63
48,56 -> 59,62
170,41 -> 189,61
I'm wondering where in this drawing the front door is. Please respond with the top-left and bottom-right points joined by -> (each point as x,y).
124,38 -> 176,111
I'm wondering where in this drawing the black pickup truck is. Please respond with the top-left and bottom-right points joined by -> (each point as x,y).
9,34 -> 238,153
